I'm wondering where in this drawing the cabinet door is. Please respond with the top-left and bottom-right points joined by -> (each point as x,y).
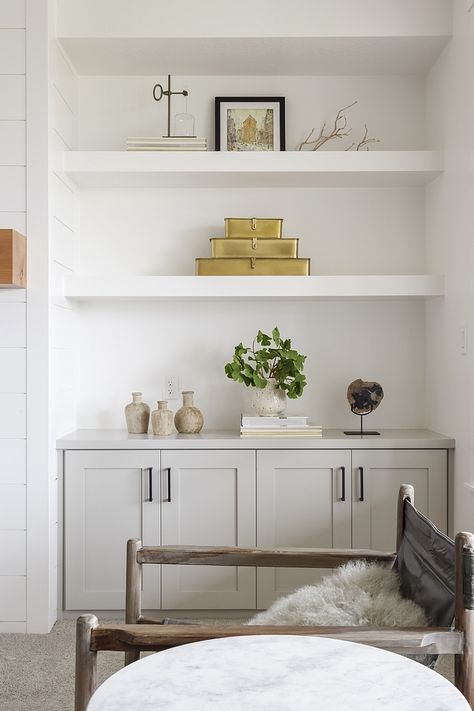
161,450 -> 256,609
64,450 -> 160,610
257,450 -> 352,609
352,450 -> 447,552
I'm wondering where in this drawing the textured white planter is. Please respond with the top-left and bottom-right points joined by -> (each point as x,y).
250,380 -> 287,416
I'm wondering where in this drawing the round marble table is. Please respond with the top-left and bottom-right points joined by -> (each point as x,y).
87,635 -> 470,711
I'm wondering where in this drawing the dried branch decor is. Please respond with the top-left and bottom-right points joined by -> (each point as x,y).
297,102 -> 379,152
346,124 -> 381,152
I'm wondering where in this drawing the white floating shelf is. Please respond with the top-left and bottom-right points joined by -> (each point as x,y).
57,1 -> 451,76
64,275 -> 445,302
62,151 -> 443,189
58,36 -> 450,77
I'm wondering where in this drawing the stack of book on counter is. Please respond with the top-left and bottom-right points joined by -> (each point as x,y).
126,136 -> 207,151
240,414 -> 322,438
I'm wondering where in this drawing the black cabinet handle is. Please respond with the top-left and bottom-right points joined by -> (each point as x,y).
359,467 -> 364,502
148,468 -> 153,502
164,467 -> 171,502
340,466 -> 346,502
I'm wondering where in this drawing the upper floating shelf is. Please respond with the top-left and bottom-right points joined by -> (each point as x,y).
64,275 -> 445,302
62,151 -> 443,189
58,36 -> 451,77
57,0 -> 451,76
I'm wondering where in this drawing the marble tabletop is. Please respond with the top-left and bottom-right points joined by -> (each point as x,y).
87,635 -> 470,711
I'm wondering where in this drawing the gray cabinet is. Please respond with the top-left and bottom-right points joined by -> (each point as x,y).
256,449 -> 351,608
351,449 -> 447,551
64,450 -> 160,610
161,450 -> 256,609
63,445 -> 448,612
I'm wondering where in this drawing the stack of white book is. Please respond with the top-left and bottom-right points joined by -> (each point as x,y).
240,414 -> 323,438
126,136 -> 208,151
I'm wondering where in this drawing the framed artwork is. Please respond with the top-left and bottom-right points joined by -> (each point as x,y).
215,97 -> 285,152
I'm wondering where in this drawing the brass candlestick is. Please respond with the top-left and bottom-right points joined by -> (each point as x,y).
152,74 -> 193,138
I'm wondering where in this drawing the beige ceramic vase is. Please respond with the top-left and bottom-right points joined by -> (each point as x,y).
151,400 -> 174,436
174,391 -> 204,434
124,392 -> 150,434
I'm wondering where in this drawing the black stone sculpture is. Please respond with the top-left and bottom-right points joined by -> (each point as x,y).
344,378 -> 384,436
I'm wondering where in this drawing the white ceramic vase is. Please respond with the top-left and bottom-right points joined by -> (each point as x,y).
250,379 -> 287,416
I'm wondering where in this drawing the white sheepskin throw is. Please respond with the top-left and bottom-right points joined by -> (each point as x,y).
248,561 -> 427,627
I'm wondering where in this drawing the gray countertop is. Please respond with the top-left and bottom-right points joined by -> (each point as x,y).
57,428 -> 454,450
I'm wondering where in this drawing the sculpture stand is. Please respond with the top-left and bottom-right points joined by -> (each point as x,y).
344,407 -> 380,436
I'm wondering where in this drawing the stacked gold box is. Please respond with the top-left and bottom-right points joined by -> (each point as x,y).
195,218 -> 310,276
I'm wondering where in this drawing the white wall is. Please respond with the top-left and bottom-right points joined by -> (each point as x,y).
425,1 -> 474,532
0,0 -> 27,634
78,75 -> 428,151
49,30 -> 78,624
73,72 -> 429,432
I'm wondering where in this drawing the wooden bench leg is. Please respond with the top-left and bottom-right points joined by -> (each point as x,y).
125,538 -> 142,666
75,614 -> 99,711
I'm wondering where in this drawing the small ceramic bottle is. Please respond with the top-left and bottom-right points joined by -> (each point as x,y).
124,392 -> 150,434
174,391 -> 204,434
151,400 -> 174,436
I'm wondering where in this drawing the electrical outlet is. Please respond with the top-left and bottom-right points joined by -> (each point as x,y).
164,376 -> 179,399
461,327 -> 468,355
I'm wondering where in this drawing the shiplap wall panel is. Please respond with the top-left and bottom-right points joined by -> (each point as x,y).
51,87 -> 75,148
0,303 -> 26,346
50,125 -> 69,153
0,75 -> 25,118
49,37 -> 78,628
0,211 -> 26,233
51,173 -> 75,229
0,621 -> 26,632
0,166 -> 25,211
52,260 -> 73,308
0,10 -> 26,629
0,1 -> 26,28
52,216 -> 75,269
0,120 -> 25,165
0,531 -> 26,574
51,40 -> 77,114
0,439 -> 26,483
52,348 -> 76,393
53,386 -> 75,437
0,347 -> 26,392
0,394 -> 26,436
0,484 -> 26,528
0,577 -> 26,620
0,289 -> 26,303
52,305 -> 75,350
0,29 -> 25,73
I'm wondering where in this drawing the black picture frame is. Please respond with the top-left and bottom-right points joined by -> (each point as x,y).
215,96 -> 286,151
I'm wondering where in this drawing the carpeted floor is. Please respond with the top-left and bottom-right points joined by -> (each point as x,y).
0,620 -> 455,711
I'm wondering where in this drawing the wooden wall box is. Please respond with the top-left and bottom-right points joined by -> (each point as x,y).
0,229 -> 26,288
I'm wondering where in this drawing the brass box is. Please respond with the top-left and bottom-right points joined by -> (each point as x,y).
211,238 -> 298,259
196,258 -> 310,276
0,229 -> 26,288
225,218 -> 283,239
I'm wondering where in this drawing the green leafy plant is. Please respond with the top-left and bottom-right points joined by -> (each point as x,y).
224,327 -> 307,399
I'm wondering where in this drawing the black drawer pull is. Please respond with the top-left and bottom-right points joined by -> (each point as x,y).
359,467 -> 364,502
340,466 -> 346,502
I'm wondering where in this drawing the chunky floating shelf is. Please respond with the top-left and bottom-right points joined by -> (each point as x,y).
56,1 -> 451,76
62,151 -> 443,189
63,275 -> 445,302
57,36 -> 450,77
